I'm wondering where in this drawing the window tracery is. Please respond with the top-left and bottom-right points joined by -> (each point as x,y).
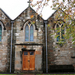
55,22 -> 65,42
25,21 -> 34,42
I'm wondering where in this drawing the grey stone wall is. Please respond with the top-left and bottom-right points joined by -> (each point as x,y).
14,7 -> 44,44
0,9 -> 11,72
0,5 -> 74,73
14,45 -> 43,73
47,9 -> 75,71
13,6 -> 44,73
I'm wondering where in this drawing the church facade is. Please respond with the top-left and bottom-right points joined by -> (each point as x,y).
0,5 -> 75,73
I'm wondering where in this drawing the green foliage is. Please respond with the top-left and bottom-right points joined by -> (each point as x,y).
31,0 -> 75,45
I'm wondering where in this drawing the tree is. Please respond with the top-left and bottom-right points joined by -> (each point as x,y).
31,0 -> 75,45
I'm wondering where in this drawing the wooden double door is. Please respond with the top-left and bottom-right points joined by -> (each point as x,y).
22,51 -> 35,70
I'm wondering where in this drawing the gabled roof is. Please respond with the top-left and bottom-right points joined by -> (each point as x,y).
14,6 -> 44,21
47,8 -> 63,20
47,8 -> 73,20
0,8 -> 11,20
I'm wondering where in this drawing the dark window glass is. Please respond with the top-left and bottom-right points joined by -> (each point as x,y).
24,52 -> 28,55
61,25 -> 64,41
0,25 -> 2,41
56,24 -> 64,42
30,25 -> 34,41
28,22 -> 31,25
25,25 -> 29,41
30,52 -> 34,55
61,30 -> 64,41
56,25 -> 60,41
57,35 -> 60,41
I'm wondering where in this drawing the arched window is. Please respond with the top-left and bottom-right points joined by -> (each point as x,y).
30,25 -> 34,41
0,25 -> 2,41
25,25 -> 29,41
56,23 -> 64,42
57,24 -> 60,41
25,21 -> 34,41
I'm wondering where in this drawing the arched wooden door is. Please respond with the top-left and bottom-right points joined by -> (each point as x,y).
22,51 -> 35,70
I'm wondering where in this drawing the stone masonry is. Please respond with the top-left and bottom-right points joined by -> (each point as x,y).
47,9 -> 75,71
13,6 -> 44,73
0,5 -> 75,73
0,8 -> 11,72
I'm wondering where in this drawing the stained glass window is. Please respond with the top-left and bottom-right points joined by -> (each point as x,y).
25,21 -> 34,42
57,25 -> 60,41
61,25 -> 64,41
25,25 -> 29,41
56,23 -> 64,42
57,33 -> 60,41
30,25 -> 33,41
0,25 -> 2,41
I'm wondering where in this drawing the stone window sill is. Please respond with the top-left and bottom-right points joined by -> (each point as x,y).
24,41 -> 35,43
56,41 -> 66,47
56,41 -> 66,44
71,56 -> 75,58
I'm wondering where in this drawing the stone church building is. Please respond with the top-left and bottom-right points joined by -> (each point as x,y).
0,2 -> 75,73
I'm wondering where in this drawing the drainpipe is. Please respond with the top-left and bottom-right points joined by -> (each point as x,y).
44,20 -> 48,73
10,21 -> 14,73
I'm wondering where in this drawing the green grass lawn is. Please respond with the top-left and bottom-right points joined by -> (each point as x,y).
0,74 -> 75,75
36,74 -> 75,75
0,74 -> 17,75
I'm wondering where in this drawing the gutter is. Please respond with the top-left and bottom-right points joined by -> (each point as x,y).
44,20 -> 48,73
10,20 -> 14,73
